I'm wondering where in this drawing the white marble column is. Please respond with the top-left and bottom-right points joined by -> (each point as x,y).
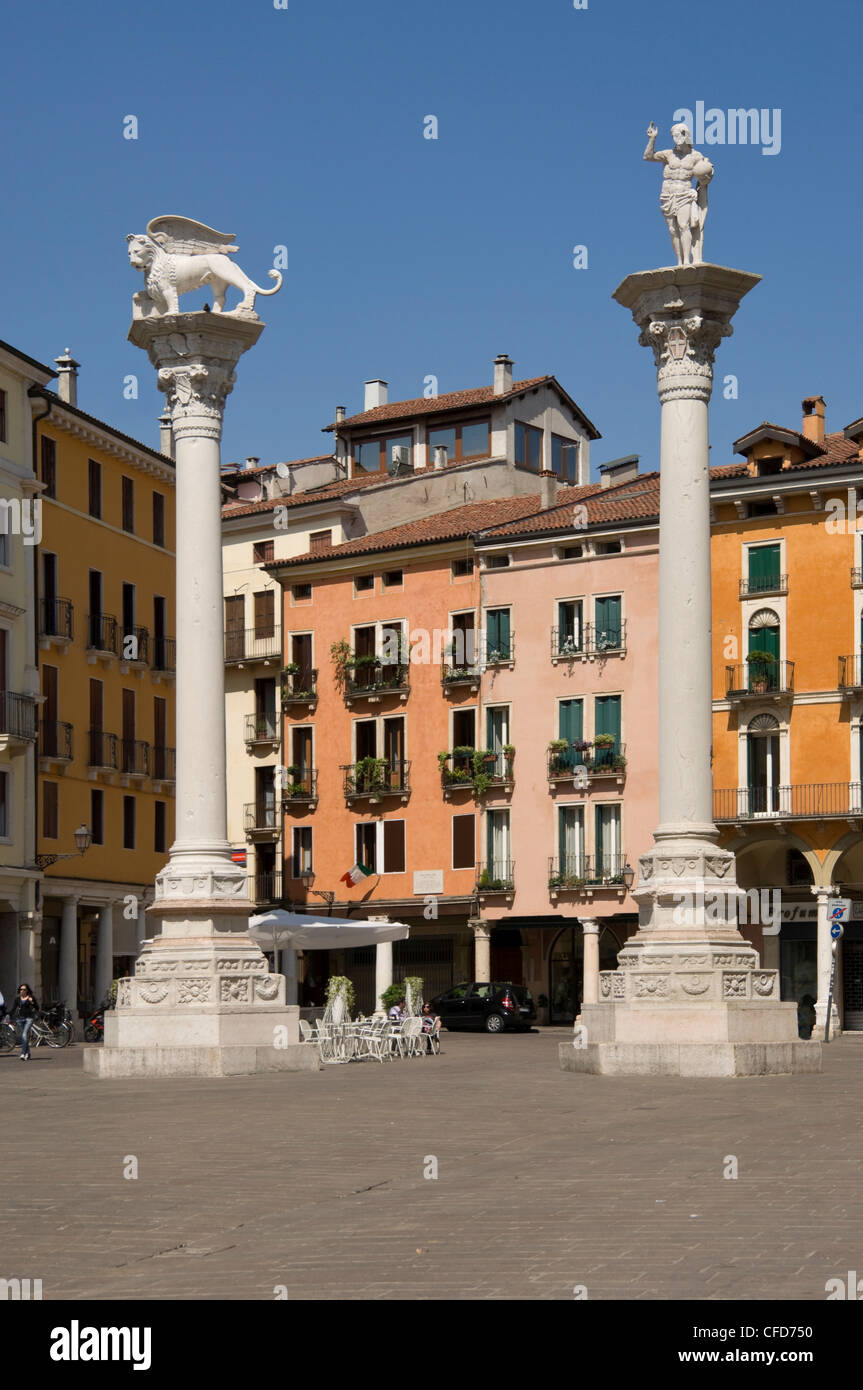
375,942 -> 393,1011
812,886 -> 841,1040
59,897 -> 78,1016
470,917 -> 491,982
94,902 -> 114,1005
581,919 -> 600,1005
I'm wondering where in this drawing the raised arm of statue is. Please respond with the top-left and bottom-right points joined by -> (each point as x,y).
643,121 -> 666,162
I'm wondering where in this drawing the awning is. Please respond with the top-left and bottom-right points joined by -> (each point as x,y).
248,910 -> 410,951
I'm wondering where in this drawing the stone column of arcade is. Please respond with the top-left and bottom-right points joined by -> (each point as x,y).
560,125 -> 820,1077
85,215 -> 318,1077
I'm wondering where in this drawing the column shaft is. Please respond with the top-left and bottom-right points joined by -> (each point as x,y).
581,920 -> 600,1005
375,942 -> 393,1011
59,898 -> 78,1015
94,903 -> 114,1004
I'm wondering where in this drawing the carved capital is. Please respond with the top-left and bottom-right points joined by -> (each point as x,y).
639,313 -> 728,404
157,362 -> 235,441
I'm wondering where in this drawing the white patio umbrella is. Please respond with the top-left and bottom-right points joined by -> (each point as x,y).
248,910 -> 409,951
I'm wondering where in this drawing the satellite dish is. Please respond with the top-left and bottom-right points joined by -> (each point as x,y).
275,462 -> 290,478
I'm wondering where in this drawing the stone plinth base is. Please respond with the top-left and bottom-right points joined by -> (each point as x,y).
84,1040 -> 319,1078
560,1039 -> 821,1077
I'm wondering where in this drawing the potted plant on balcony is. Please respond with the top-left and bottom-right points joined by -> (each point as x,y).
354,755 -> 388,798
746,649 -> 775,694
330,639 -> 353,692
503,743 -> 515,775
547,738 -> 570,774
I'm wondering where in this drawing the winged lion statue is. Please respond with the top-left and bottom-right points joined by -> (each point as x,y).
127,216 -> 283,319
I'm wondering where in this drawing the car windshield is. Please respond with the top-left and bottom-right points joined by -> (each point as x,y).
492,983 -> 532,1003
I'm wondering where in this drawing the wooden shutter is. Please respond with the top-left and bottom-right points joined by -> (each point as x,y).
89,678 -> 103,730
152,491 -> 165,547
452,813 -> 475,870
748,544 -> 780,586
253,589 -> 274,636
43,782 -> 58,839
88,460 -> 101,518
122,476 -> 135,532
383,820 -> 405,874
594,595 -> 622,642
594,695 -> 621,743
225,595 -> 245,659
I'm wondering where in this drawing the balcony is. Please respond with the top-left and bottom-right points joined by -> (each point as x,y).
38,719 -> 73,772
0,692 -> 38,754
547,740 -> 627,782
151,636 -> 176,678
120,738 -> 150,781
550,622 -> 626,663
484,636 -> 515,669
439,748 -> 514,797
282,768 -> 318,805
475,861 -> 515,897
281,666 -> 318,712
244,711 -> 280,748
839,655 -> 863,693
86,613 -> 119,662
441,663 -> 482,691
249,870 -> 284,906
342,759 -> 411,803
244,801 -> 281,839
725,661 -> 794,700
225,627 -> 281,665
88,730 -> 119,773
714,783 -> 863,823
151,745 -> 176,788
852,568 -> 863,589
119,625 -> 150,668
344,660 -> 410,706
547,855 -> 628,896
739,574 -> 788,599
38,597 -> 73,649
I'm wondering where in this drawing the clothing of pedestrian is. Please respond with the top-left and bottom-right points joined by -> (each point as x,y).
11,983 -> 39,1060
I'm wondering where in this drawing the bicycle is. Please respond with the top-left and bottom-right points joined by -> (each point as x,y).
0,1010 -> 72,1052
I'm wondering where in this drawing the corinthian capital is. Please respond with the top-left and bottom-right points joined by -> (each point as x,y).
157,362 -> 236,441
639,313 -> 729,404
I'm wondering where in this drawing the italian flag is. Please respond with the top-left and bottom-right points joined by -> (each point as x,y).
340,862 -> 375,887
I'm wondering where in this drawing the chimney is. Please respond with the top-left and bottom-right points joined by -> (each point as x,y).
599,455 -> 640,489
540,469 -> 559,509
158,414 -> 174,459
364,380 -> 388,411
335,405 -> 346,424
54,348 -> 80,407
493,353 -> 513,396
245,457 -> 260,470
802,396 -> 826,446
433,445 -> 448,470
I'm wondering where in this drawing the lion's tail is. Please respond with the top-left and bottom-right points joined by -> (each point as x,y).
254,270 -> 283,297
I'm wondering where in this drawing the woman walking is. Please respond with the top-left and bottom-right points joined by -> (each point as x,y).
11,983 -> 39,1060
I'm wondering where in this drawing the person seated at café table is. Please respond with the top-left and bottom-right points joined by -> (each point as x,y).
387,998 -> 406,1023
420,1001 -> 441,1051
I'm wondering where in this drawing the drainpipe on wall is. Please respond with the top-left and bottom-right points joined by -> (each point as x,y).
27,390 -> 54,932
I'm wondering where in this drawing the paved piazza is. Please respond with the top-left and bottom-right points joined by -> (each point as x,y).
5,1031 -> 863,1302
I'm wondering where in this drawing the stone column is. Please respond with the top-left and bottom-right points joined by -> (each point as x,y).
561,264 -> 819,1077
812,886 -> 841,1040
86,277 -> 311,1077
94,902 -> 114,1005
470,917 -> 491,982
581,919 -> 600,1005
375,942 -> 393,1011
59,897 -> 78,1018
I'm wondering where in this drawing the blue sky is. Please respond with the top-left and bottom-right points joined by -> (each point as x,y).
2,0 -> 861,475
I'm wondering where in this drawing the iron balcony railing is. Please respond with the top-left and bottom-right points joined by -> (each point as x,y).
244,711 -> 280,743
714,783 -> 863,822
39,597 -> 73,641
244,801 -> 280,833
225,627 -> 281,663
0,692 -> 38,741
344,660 -> 410,698
483,635 -> 515,665
852,568 -> 863,588
151,636 -> 176,673
121,625 -> 150,663
441,663 -> 482,687
281,667 -> 318,702
550,622 -> 626,659
440,749 -> 514,789
342,759 -> 411,798
151,745 -> 176,781
475,860 -> 515,892
38,719 -> 73,761
87,613 -> 119,655
250,870 -> 283,905
547,741 -> 627,779
739,573 -> 788,598
88,730 -> 119,770
725,661 -> 795,698
838,655 -> 863,690
548,855 -> 628,889
121,739 -> 150,777
282,769 -> 318,801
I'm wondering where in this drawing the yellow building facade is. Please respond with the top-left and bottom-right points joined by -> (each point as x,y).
34,360 -> 176,1020
710,396 -> 863,1035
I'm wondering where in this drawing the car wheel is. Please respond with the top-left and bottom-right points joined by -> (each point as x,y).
485,1013 -> 505,1033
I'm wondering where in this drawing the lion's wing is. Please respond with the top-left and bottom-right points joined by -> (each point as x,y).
146,216 -> 238,257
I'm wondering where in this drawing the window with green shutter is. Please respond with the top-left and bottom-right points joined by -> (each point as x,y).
558,699 -> 583,768
594,595 -> 622,648
485,608 -> 511,660
747,544 -> 780,593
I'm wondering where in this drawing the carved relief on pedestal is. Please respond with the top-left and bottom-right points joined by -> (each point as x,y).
117,979 -> 132,1009
600,973 -> 613,998
679,974 -> 712,996
254,977 -> 280,1001
220,977 -> 251,1004
612,974 -> 626,998
753,972 -> 777,997
634,975 -> 670,998
139,982 -> 170,1005
722,973 -> 749,999
177,979 -> 212,1005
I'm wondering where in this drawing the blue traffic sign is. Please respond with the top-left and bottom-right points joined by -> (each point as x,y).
831,922 -> 844,940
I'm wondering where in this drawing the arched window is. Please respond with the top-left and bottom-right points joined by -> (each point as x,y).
548,922 -> 621,1025
747,608 -> 781,693
747,712 -> 781,814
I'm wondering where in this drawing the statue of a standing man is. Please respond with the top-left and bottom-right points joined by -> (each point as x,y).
644,121 -> 714,267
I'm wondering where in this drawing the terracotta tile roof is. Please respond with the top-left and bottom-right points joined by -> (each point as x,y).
222,472 -> 383,519
712,431 -> 861,481
267,494 -> 557,567
324,376 -> 601,440
478,476 -> 660,539
221,455 -> 333,479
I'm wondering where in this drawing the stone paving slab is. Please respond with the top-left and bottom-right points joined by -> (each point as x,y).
2,1029 -> 862,1300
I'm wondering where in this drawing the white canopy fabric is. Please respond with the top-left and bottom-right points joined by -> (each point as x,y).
248,910 -> 410,951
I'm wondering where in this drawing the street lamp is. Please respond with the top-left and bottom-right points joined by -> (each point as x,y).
299,869 -> 335,914
622,862 -> 636,891
36,824 -> 92,871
